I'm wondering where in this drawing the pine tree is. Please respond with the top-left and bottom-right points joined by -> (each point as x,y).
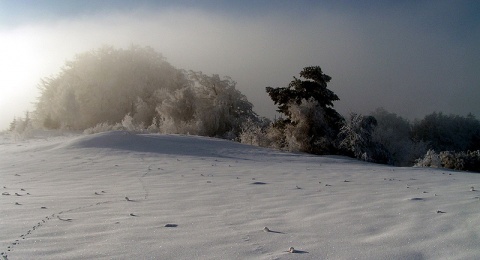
266,66 -> 343,154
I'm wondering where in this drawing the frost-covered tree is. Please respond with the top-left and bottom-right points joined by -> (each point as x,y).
415,150 -> 480,172
283,99 -> 338,153
338,113 -> 389,163
156,86 -> 197,133
35,45 -> 188,130
266,66 -> 343,154
34,45 -> 258,139
189,71 -> 257,138
156,71 -> 257,138
9,117 -> 17,131
9,112 -> 34,140
264,119 -> 287,150
239,117 -> 271,147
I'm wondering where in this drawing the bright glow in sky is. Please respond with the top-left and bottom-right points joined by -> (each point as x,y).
0,1 -> 479,130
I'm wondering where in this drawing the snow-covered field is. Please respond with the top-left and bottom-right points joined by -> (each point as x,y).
1,131 -> 479,259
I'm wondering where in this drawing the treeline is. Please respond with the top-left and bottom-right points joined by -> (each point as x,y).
239,67 -> 480,172
9,46 -> 480,172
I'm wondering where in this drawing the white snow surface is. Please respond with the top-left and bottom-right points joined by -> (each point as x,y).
1,131 -> 479,259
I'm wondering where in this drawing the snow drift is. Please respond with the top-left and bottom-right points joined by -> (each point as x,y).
1,131 -> 479,259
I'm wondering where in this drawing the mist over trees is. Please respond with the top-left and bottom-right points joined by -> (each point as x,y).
33,46 -> 257,139
9,45 -> 479,171
370,108 -> 427,166
412,112 -> 480,152
368,110 -> 480,171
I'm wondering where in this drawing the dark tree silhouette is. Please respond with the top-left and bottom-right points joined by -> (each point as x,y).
265,66 -> 343,154
266,66 -> 339,118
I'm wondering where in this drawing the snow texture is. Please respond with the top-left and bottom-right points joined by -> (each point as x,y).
1,131 -> 480,259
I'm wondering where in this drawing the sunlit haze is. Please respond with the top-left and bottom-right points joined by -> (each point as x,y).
1,1 -> 479,130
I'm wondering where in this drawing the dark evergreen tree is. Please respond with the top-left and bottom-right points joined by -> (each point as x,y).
266,66 -> 340,121
266,66 -> 343,154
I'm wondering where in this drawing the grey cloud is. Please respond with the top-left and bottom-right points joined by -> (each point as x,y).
1,3 -> 479,129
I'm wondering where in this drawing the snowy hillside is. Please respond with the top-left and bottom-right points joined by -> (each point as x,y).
1,131 -> 479,259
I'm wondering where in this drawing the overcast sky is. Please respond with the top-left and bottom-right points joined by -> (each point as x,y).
1,0 -> 479,130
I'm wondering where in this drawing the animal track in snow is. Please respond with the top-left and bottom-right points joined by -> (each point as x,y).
1,194 -> 114,259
